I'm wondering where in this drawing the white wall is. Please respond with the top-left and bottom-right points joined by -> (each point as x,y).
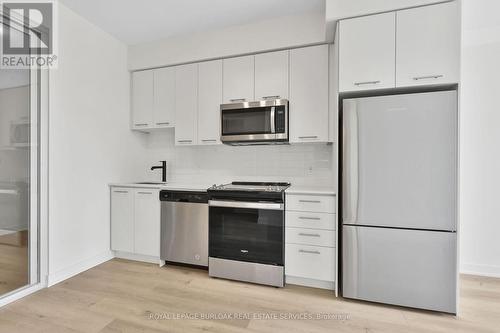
47,4 -> 146,285
128,12 -> 326,71
460,0 -> 500,277
136,131 -> 336,189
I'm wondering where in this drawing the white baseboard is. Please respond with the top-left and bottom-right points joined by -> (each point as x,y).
286,275 -> 335,290
114,251 -> 160,265
0,283 -> 45,308
461,263 -> 500,278
47,250 -> 114,287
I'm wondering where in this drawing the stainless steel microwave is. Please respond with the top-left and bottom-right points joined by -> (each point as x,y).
220,99 -> 288,145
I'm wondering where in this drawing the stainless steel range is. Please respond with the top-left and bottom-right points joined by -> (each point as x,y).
207,182 -> 290,287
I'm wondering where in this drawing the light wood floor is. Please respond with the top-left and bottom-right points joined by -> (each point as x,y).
0,259 -> 499,333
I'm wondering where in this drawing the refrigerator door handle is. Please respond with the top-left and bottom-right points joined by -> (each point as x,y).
342,100 -> 359,224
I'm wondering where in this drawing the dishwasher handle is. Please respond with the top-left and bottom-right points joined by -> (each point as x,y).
159,190 -> 208,203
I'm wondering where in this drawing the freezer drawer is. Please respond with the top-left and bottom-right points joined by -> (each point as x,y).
342,225 -> 457,313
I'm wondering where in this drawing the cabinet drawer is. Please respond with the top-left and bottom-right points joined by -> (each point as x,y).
285,243 -> 335,282
286,227 -> 335,247
286,211 -> 335,230
286,194 -> 335,213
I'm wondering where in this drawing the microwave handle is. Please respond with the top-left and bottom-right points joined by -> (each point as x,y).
270,107 -> 275,133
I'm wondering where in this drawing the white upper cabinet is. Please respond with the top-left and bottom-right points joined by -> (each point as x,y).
131,70 -> 154,129
223,55 -> 254,103
339,12 -> 396,92
133,189 -> 160,257
198,60 -> 222,145
289,45 -> 329,143
396,2 -> 460,87
153,67 -> 175,127
255,50 -> 289,100
175,64 -> 198,145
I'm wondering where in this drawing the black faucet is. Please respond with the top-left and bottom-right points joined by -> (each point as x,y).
151,161 -> 167,182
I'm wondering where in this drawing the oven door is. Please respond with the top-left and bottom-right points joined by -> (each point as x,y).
209,200 -> 284,266
220,99 -> 288,143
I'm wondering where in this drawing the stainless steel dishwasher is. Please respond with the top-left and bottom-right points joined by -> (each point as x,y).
160,190 -> 208,267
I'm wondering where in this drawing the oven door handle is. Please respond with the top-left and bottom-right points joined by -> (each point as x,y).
208,200 -> 284,210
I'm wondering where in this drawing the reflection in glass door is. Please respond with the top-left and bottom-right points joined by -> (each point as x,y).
0,22 -> 39,297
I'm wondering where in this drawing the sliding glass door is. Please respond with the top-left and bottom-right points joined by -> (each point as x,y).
0,22 -> 40,298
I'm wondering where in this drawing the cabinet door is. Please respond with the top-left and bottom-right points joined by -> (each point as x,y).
131,70 -> 154,129
134,189 -> 160,257
396,2 -> 460,87
198,60 -> 222,145
339,12 -> 396,92
175,64 -> 198,145
111,187 -> 134,253
255,50 -> 289,100
289,45 -> 329,143
222,55 -> 254,103
154,67 -> 175,127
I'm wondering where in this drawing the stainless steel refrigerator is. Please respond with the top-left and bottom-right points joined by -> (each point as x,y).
341,90 -> 458,314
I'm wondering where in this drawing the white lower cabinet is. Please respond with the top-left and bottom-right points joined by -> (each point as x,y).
111,187 -> 160,260
111,188 -> 134,253
285,192 -> 336,290
133,189 -> 160,257
285,244 -> 335,282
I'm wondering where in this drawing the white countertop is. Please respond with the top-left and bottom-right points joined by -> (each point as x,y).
285,185 -> 336,196
109,182 -> 211,192
110,182 -> 336,195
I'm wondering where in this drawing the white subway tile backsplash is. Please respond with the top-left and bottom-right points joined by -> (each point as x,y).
140,131 -> 336,187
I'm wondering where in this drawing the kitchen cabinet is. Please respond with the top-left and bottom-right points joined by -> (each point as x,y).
153,67 -> 175,127
131,70 -> 154,129
289,45 -> 329,143
110,186 -> 160,259
223,55 -> 254,103
254,50 -> 289,100
198,60 -> 222,145
285,192 -> 337,290
396,2 -> 460,87
133,189 -> 160,257
111,188 -> 134,253
175,63 -> 198,146
338,12 -> 396,92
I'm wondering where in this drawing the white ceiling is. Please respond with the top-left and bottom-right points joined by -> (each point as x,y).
59,0 -> 324,45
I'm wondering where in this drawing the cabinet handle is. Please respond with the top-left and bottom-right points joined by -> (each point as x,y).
298,233 -> 321,237
229,98 -> 246,102
299,249 -> 320,255
298,136 -> 318,139
299,216 -> 321,221
137,191 -> 153,195
134,123 -> 148,127
202,139 -> 217,142
354,80 -> 381,86
299,200 -> 321,203
413,75 -> 443,81
156,122 -> 170,125
262,95 -> 280,100
177,140 -> 193,143
113,190 -> 128,193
